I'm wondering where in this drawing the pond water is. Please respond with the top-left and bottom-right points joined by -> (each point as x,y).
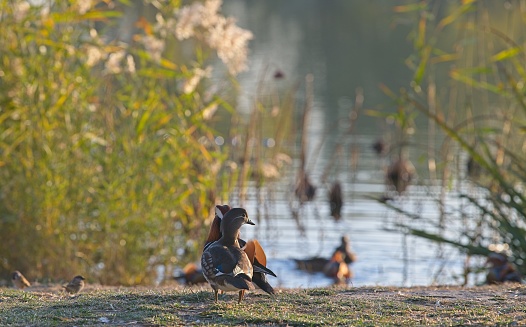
236,142 -> 477,289
218,1 -> 487,288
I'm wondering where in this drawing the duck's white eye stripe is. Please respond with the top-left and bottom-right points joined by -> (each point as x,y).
215,207 -> 224,219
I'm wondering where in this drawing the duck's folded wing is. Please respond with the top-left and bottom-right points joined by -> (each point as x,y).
202,248 -> 253,278
202,250 -> 254,291
252,272 -> 275,295
201,251 -> 218,280
236,251 -> 254,280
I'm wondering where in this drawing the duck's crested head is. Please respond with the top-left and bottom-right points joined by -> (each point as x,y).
220,207 -> 254,235
215,204 -> 231,219
205,205 -> 232,247
12,271 -> 21,280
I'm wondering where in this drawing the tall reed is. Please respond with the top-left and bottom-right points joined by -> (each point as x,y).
383,0 -> 526,282
0,0 -> 251,285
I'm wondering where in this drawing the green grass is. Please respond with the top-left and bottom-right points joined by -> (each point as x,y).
1,284 -> 526,326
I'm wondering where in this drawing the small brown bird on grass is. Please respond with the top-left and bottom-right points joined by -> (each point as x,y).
12,271 -> 31,289
63,275 -> 85,295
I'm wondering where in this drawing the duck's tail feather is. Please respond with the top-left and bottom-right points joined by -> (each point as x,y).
252,272 -> 275,295
253,260 -> 277,277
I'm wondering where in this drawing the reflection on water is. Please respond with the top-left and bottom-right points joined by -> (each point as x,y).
218,1 -> 483,288
237,139 -> 469,288
224,0 -> 412,126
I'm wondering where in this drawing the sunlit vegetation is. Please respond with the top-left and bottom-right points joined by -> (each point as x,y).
0,0 -> 264,285
383,0 -> 526,283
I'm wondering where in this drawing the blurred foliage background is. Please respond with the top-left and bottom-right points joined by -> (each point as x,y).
0,0 -> 259,285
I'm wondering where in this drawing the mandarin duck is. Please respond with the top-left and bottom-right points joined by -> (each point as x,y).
204,204 -> 277,295
12,271 -> 31,289
63,275 -> 85,295
326,235 -> 356,283
295,235 -> 356,282
201,207 -> 255,303
294,254 -> 351,283
332,235 -> 356,265
486,253 -> 522,284
323,251 -> 352,284
294,257 -> 329,273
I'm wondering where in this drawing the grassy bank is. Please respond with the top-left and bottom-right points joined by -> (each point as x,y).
1,284 -> 525,326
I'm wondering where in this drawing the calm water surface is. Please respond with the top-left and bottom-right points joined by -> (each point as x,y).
237,141 -> 471,288
220,1 -> 481,288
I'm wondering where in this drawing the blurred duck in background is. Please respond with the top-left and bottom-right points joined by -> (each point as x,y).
294,235 -> 356,284
173,263 -> 207,286
323,251 -> 352,284
293,256 -> 329,273
333,235 -> 356,265
486,252 -> 522,284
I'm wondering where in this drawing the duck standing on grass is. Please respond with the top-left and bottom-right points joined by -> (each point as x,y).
205,205 -> 277,295
201,207 -> 256,303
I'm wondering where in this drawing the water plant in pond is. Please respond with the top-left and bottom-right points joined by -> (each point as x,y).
381,0 -> 526,284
